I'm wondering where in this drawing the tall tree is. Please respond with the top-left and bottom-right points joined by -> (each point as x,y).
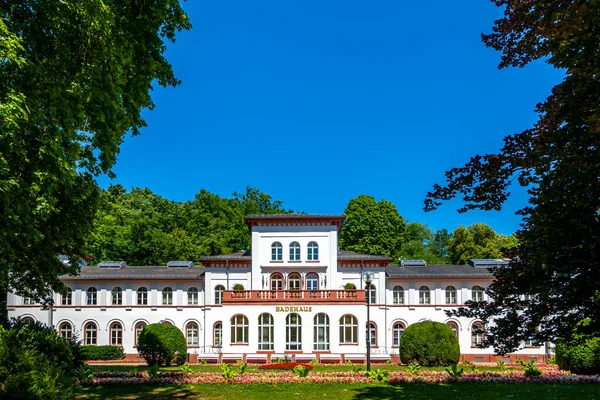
446,223 -> 514,265
0,1 -> 191,312
425,0 -> 600,351
340,195 -> 406,258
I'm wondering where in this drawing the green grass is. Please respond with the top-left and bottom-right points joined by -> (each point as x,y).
75,383 -> 600,399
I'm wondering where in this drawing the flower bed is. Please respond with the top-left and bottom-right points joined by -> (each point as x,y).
258,362 -> 314,370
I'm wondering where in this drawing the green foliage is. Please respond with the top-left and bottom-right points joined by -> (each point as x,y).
200,358 -> 208,365
365,368 -> 389,382
496,360 -> 506,368
399,321 -> 460,366
236,360 -> 247,374
180,364 -> 193,374
385,359 -> 392,365
344,282 -> 357,290
547,357 -> 556,365
293,365 -> 310,378
556,327 -> 600,375
523,361 -> 542,378
351,365 -> 363,373
80,345 -> 125,361
137,323 -> 187,366
345,360 -> 353,365
406,362 -> 422,375
220,363 -> 237,380
0,0 -> 191,301
147,364 -> 161,379
445,364 -> 464,378
77,365 -> 94,381
460,360 -> 476,372
0,319 -> 81,399
447,223 -> 515,265
232,283 -> 245,291
399,223 -> 450,264
309,359 -> 318,366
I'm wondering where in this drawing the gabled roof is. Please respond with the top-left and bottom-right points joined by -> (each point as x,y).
386,264 -> 494,278
60,265 -> 205,281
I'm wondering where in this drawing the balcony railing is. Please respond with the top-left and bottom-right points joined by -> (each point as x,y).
223,290 -> 365,304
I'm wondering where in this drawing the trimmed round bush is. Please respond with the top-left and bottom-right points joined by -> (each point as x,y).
137,323 -> 187,366
556,337 -> 600,375
399,321 -> 460,366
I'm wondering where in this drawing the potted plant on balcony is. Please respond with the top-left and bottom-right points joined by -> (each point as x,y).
344,283 -> 357,290
232,283 -> 245,291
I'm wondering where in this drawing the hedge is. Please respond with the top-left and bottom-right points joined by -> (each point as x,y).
80,345 -> 125,361
555,320 -> 600,375
399,321 -> 460,366
137,323 -> 187,366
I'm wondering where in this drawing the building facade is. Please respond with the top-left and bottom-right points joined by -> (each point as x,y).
8,214 -> 548,363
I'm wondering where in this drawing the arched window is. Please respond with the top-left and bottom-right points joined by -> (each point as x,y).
306,273 -> 319,291
110,322 -> 123,346
214,322 -> 223,347
288,273 -> 301,290
472,286 -> 485,302
86,287 -> 97,305
137,287 -> 148,305
134,322 -> 147,346
84,322 -> 97,345
307,241 -> 319,261
419,286 -> 430,304
339,314 -> 358,344
58,322 -> 72,339
445,286 -> 457,304
271,242 -> 282,261
270,273 -> 283,291
231,314 -> 248,344
471,322 -> 485,346
188,287 -> 199,305
111,287 -> 122,305
447,321 -> 459,339
21,316 -> 34,324
392,322 -> 405,347
62,288 -> 72,306
366,283 -> 376,304
258,313 -> 274,350
286,313 -> 302,350
313,313 -> 329,350
186,322 -> 199,346
289,242 -> 300,261
214,285 -> 225,304
162,287 -> 173,305
367,322 -> 377,347
393,286 -> 404,304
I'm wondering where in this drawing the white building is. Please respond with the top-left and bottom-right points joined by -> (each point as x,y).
8,214 -> 547,363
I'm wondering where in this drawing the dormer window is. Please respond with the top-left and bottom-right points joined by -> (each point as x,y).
289,242 -> 301,261
271,242 -> 282,261
307,241 -> 319,260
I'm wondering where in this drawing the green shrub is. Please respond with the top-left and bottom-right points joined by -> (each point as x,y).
293,365 -> 310,377
523,361 -> 542,377
344,282 -> 357,290
80,345 -> 125,360
137,323 -> 187,366
556,336 -> 600,375
232,283 -> 245,290
399,321 -> 460,366
407,361 -> 421,375
0,319 -> 81,399
445,364 -> 464,378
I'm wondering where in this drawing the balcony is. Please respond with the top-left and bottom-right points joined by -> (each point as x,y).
222,290 -> 365,304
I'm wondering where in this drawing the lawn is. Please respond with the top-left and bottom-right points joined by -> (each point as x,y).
75,382 -> 600,399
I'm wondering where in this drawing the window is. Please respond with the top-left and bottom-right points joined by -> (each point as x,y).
86,287 -> 97,305
23,297 -> 33,305
186,322 -> 199,346
110,322 -> 123,346
447,321 -> 459,339
188,287 -> 199,305
84,322 -> 97,345
393,286 -> 404,304
471,322 -> 485,346
306,273 -> 319,291
339,314 -> 358,344
111,287 -> 122,305
21,316 -> 34,324
58,322 -> 72,339
231,314 -> 248,344
313,313 -> 329,350
214,322 -> 223,347
286,313 -> 302,350
288,273 -> 301,290
445,286 -> 457,305
162,287 -> 173,305
289,242 -> 300,261
134,322 -> 147,346
367,322 -> 377,346
419,286 -> 430,304
258,313 -> 274,350
137,287 -> 148,305
366,283 -> 376,304
270,273 -> 283,291
271,242 -> 282,261
472,286 -> 484,302
214,285 -> 224,304
307,241 -> 319,260
392,322 -> 405,347
62,288 -> 72,306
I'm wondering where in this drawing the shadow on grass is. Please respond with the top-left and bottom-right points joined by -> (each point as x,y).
76,384 -> 199,399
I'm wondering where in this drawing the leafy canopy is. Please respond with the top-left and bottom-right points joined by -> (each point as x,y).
425,0 -> 600,351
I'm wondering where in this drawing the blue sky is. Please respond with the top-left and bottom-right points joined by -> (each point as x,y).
98,1 -> 564,235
